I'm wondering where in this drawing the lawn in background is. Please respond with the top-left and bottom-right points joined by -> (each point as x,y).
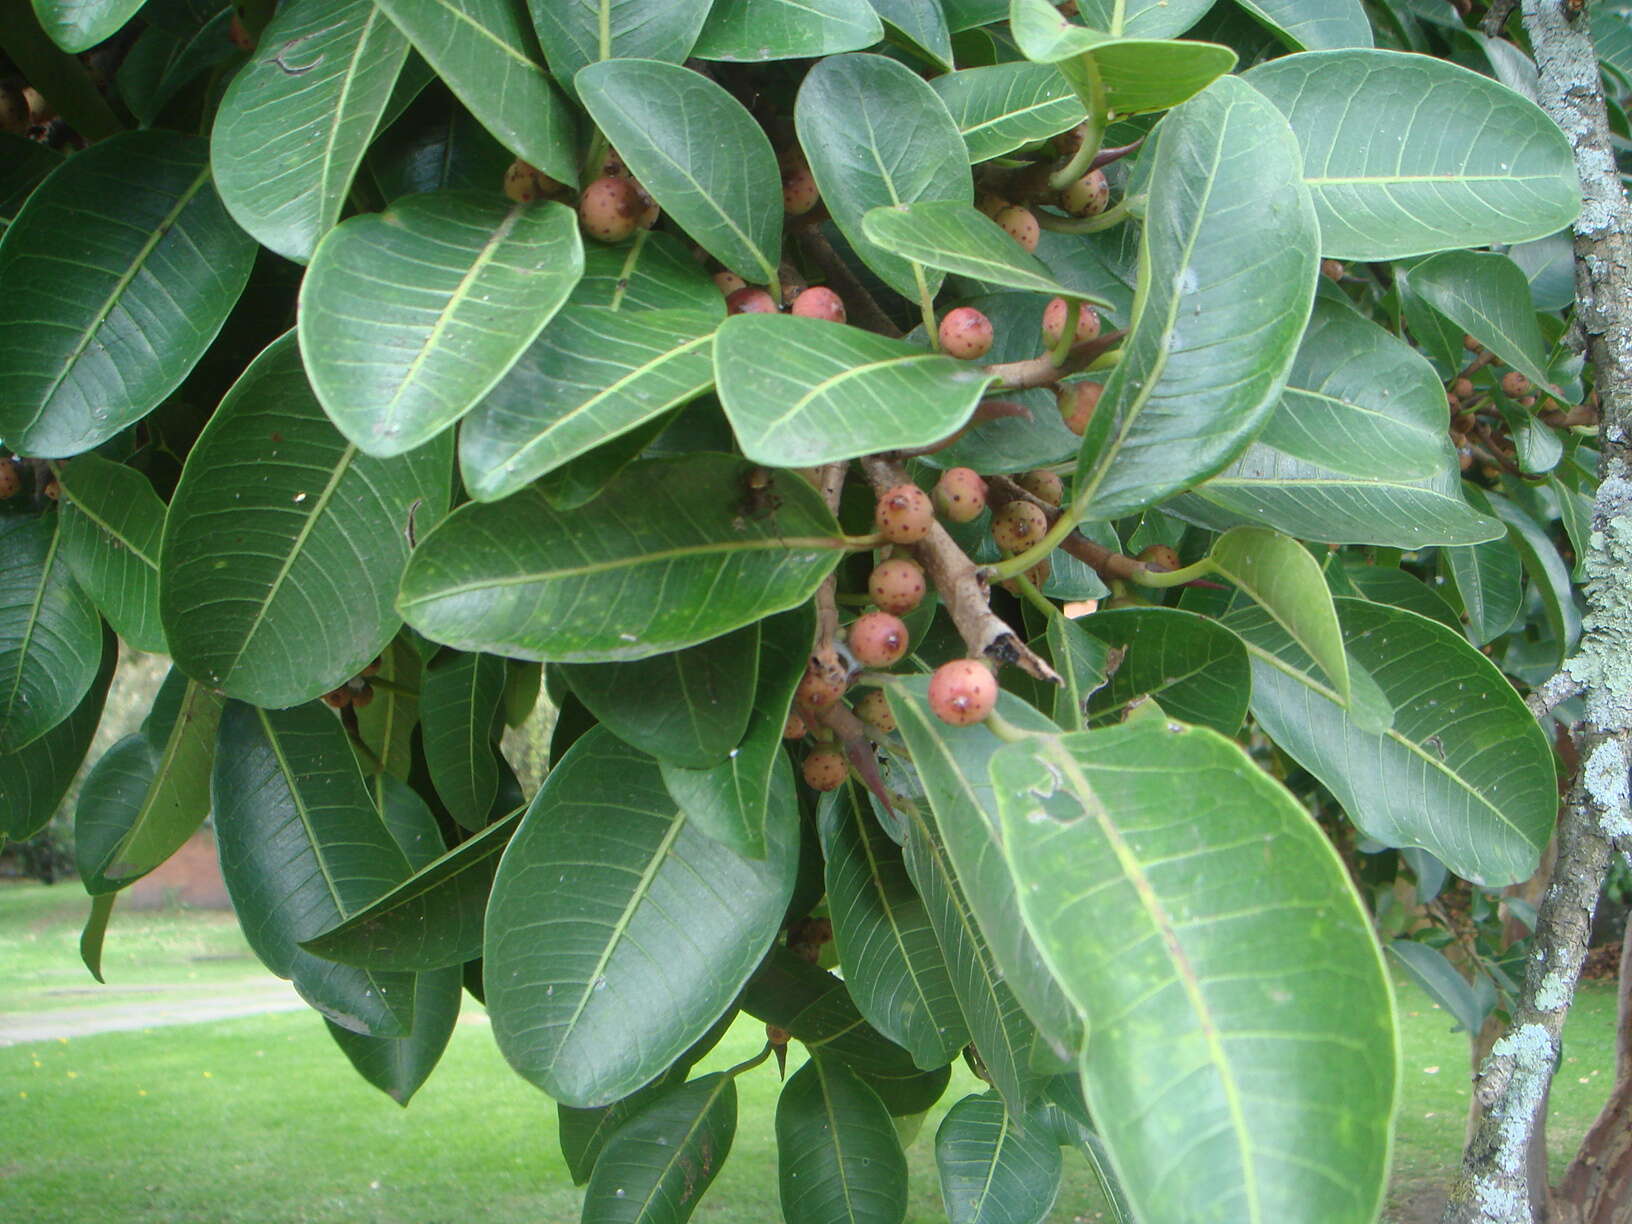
1,880 -> 1620,1223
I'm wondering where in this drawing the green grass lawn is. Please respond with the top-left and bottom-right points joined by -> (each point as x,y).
0,880 -> 1620,1223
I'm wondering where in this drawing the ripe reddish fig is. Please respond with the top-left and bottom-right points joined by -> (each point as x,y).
928,659 -> 998,726
726,286 -> 779,315
1041,297 -> 1101,347
848,612 -> 910,668
939,307 -> 993,360
875,484 -> 934,544
790,286 -> 846,323
578,176 -> 644,243
933,467 -> 987,523
868,558 -> 927,614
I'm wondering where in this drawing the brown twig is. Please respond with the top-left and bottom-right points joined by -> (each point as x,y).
984,330 -> 1124,391
807,461 -> 851,688
859,457 -> 1059,684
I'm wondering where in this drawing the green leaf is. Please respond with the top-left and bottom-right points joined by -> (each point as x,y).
0,131 -> 255,457
0,624 -> 113,843
213,700 -> 415,1036
528,0 -> 711,100
457,306 -> 718,503
1490,493 -> 1582,665
991,720 -> 1396,1224
581,1074 -> 738,1224
1043,614 -> 1109,732
930,61 -> 1086,163
75,668 -> 223,894
935,1093 -> 1062,1224
862,203 -> 1105,301
79,890 -> 115,983
326,963 -> 462,1105
373,0 -> 578,189
212,0 -> 410,262
1443,485 -> 1524,646
1406,251 -> 1556,395
1233,0 -> 1373,50
562,624 -> 759,769
777,1054 -> 909,1224
399,454 -> 845,663
693,0 -> 883,61
1208,526 -> 1349,704
1246,49 -> 1581,260
715,315 -> 996,467
570,230 -> 725,314
56,455 -> 167,653
161,332 -> 452,708
795,53 -> 970,299
486,727 -> 796,1107
1386,941 -> 1485,1036
1072,75 -> 1318,522
299,193 -> 582,457
301,806 -> 521,971
886,681 -> 1082,1070
367,85 -> 514,200
819,780 -> 969,1071
1076,606 -> 1251,735
1067,0 -> 1214,38
661,604 -> 813,858
577,59 -> 783,286
114,7 -> 240,128
1226,597 -> 1557,885
0,514 -> 102,752
420,648 -> 505,829
354,637 -> 422,790
30,0 -> 145,53
869,0 -> 951,68
0,136 -> 59,237
1343,564 -> 1461,633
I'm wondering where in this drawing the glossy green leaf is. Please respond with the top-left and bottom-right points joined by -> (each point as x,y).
458,306 -> 718,503
0,136 -> 59,237
0,624 -> 113,843
400,454 -> 845,663
1443,485 -> 1524,646
1234,0 -> 1373,50
354,637 -> 422,793
930,61 -> 1085,163
886,681 -> 1082,1069
529,0 -> 711,99
212,0 -> 410,262
1072,76 -> 1317,522
420,648 -> 505,829
161,334 -> 452,708
693,0 -> 883,61
1490,493 -> 1582,665
486,727 -> 797,1107
869,0 -> 950,67
582,1073 -> 738,1224
1246,50 -> 1581,260
79,890 -> 115,983
992,719 -> 1396,1224
114,6 -> 240,128
0,514 -> 102,752
862,203 -> 1104,301
366,85 -> 513,199
1386,941 -> 1485,1036
1209,526 -> 1349,703
795,53 -> 969,299
1076,606 -> 1251,735
213,700 -> 415,1036
302,807 -> 521,971
1226,597 -> 1556,885
1042,614 -> 1108,732
75,668 -> 223,894
1343,565 -> 1461,633
715,315 -> 995,467
327,963 -> 462,1105
300,194 -> 582,456
935,1093 -> 1062,1224
578,59 -> 783,286
819,780 -> 968,1071
1493,395 -> 1563,476
374,0 -> 578,188
56,455 -> 167,653
1406,251 -> 1555,395
661,604 -> 813,858
562,624 -> 758,769
777,1054 -> 909,1224
0,132 -> 255,457
31,0 -> 144,53
1066,0 -> 1214,38
569,230 -> 724,314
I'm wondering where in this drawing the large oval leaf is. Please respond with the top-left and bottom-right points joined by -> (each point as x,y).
486,727 -> 797,1106
1234,0 -> 1372,51
458,306 -> 718,503
795,53 -> 969,299
862,202 -> 1102,300
212,0 -> 410,262
1225,597 -> 1556,885
578,59 -> 783,286
568,230 -> 724,313
0,131 -> 255,457
581,1073 -> 738,1224
373,0 -> 578,189
1443,485 -> 1524,646
1405,250 -> 1555,394
819,780 -> 969,1071
161,332 -> 453,708
420,648 -> 506,829
57,455 -> 167,653
1072,75 -> 1317,522
1246,49 -> 1580,260
931,60 -> 1085,163
715,314 -> 996,466
327,963 -> 462,1105
693,0 -> 883,62
31,0 -> 146,52
776,1054 -> 909,1224
300,194 -> 582,456
1076,606 -> 1250,734
399,453 -> 845,663
529,0 -> 712,99
0,514 -> 102,753
935,1093 -> 1062,1224
992,718 -> 1396,1224
213,700 -> 416,1036
1070,0 -> 1214,38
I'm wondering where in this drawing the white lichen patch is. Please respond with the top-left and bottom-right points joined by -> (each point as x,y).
1582,738 -> 1632,837
1567,475 -> 1632,729
1534,967 -> 1572,1013
1469,1024 -> 1559,1222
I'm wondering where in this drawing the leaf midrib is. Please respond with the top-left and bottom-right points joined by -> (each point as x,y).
2,520 -> 65,731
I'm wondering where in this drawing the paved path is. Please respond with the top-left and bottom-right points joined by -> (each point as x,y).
0,980 -> 306,1046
